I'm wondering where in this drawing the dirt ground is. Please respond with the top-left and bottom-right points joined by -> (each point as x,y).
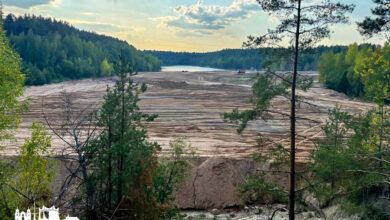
4,71 -> 374,162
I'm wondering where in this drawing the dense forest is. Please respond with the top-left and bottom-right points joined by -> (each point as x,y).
3,14 -> 162,85
147,46 -> 349,71
318,43 -> 379,98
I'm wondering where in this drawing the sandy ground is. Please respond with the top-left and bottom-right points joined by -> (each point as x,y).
3,71 -> 374,162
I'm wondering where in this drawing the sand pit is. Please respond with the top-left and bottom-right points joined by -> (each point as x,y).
4,71 -> 374,162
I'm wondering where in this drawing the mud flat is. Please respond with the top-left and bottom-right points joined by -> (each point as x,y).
5,70 -> 373,161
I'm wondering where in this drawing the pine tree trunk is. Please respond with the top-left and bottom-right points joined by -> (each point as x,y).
108,123 -> 112,210
289,0 -> 301,219
118,75 -> 125,204
379,104 -> 384,167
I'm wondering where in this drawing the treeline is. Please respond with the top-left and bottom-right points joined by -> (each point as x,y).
147,46 -> 348,71
318,43 -> 381,99
3,14 -> 162,85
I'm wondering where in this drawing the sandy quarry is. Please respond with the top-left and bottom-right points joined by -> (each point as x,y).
4,70 -> 374,162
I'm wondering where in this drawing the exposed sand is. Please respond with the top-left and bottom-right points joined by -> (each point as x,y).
3,71 -> 374,162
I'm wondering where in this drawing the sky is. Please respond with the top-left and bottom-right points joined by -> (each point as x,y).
2,0 -> 386,52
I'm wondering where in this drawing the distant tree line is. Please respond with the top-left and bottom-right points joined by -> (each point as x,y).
3,14 -> 162,85
147,46 -> 349,71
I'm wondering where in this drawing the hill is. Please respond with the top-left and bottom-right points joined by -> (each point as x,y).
146,46 -> 350,71
4,14 -> 162,85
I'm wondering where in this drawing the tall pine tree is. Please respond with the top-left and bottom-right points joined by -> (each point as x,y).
225,1 -> 354,219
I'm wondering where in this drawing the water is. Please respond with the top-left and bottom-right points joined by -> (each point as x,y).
161,65 -> 226,72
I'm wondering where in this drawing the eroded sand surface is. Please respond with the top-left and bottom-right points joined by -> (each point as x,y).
4,71 -> 374,161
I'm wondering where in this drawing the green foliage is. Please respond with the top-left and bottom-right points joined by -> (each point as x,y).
355,42 -> 390,106
0,123 -> 54,219
318,51 -> 349,93
224,2 -> 353,214
100,58 -> 113,77
0,13 -> 28,218
0,15 -> 26,144
238,174 -> 287,204
238,141 -> 290,205
4,14 -> 162,85
86,57 -> 189,219
15,122 -> 54,208
358,0 -> 390,36
319,43 -> 374,97
87,56 -> 159,217
309,107 -> 354,203
223,74 -> 288,133
152,137 -> 197,218
310,107 -> 390,218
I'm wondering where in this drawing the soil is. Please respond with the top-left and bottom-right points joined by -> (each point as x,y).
5,70 -> 373,163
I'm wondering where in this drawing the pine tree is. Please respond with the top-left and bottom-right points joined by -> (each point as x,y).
87,55 -> 159,219
225,1 -> 354,219
358,0 -> 390,36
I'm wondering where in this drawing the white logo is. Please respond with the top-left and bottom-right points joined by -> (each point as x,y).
15,205 -> 78,220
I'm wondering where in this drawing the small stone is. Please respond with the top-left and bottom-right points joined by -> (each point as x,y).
254,208 -> 262,214
229,212 -> 236,217
211,208 -> 221,215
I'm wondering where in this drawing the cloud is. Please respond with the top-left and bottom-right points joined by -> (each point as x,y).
80,12 -> 95,16
3,0 -> 55,9
155,0 -> 260,34
63,19 -> 126,33
73,23 -> 123,33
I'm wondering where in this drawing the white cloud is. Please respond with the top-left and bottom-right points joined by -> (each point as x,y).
155,0 -> 261,34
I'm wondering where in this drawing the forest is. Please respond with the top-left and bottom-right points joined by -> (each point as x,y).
3,14 -> 162,85
318,43 -> 382,99
147,46 -> 349,71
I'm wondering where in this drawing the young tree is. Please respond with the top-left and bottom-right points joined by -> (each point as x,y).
14,123 -> 54,208
311,106 -> 390,218
0,123 -> 54,219
309,107 -> 352,205
100,58 -> 112,77
86,55 -> 160,219
152,137 -> 197,208
226,1 -> 354,219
